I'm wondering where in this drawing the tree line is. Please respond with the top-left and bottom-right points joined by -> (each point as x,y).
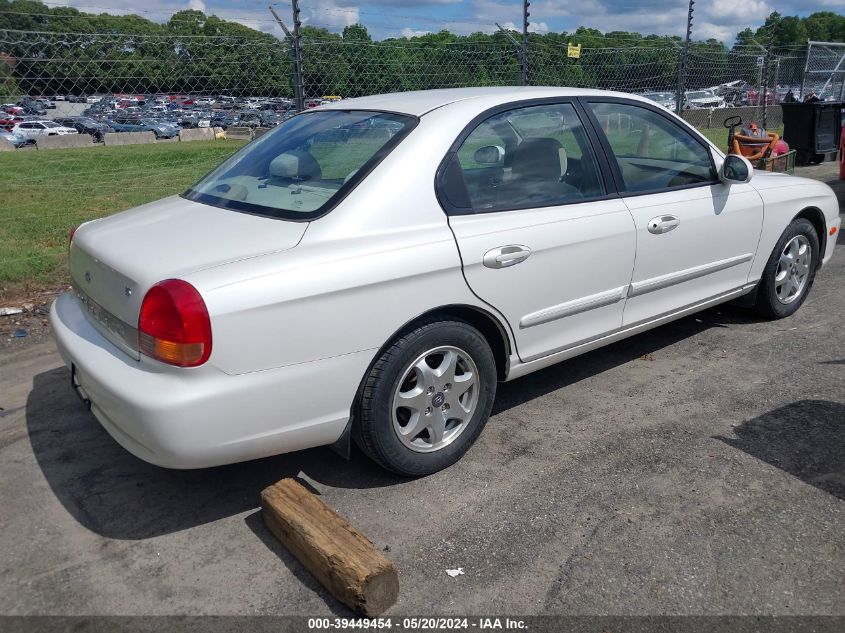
1,0 -> 843,99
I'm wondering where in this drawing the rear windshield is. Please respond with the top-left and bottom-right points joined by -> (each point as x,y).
184,110 -> 416,220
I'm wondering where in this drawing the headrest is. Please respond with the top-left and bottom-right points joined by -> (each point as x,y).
511,138 -> 565,182
268,151 -> 322,181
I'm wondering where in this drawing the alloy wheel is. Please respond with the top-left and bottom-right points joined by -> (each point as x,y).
775,235 -> 811,305
391,346 -> 480,453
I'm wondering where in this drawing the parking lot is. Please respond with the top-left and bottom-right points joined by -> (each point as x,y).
1,167 -> 843,617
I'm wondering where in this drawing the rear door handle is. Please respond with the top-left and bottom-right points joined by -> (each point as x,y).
483,245 -> 531,269
647,215 -> 680,234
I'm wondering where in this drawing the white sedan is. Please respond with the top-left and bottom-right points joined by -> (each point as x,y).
51,87 -> 840,475
12,120 -> 78,139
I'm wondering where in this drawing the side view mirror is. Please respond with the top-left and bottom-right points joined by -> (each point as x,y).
720,154 -> 753,184
474,145 -> 505,165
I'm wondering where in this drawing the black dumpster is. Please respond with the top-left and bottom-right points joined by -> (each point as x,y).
780,101 -> 843,166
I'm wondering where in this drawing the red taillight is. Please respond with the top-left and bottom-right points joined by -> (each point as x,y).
138,279 -> 212,367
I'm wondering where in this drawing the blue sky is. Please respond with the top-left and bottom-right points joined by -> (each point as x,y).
50,0 -> 845,43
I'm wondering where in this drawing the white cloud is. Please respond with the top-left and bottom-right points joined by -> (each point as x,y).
303,0 -> 360,29
187,0 -> 205,12
401,27 -> 432,37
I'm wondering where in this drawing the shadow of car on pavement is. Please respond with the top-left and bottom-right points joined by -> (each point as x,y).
27,304 -> 764,540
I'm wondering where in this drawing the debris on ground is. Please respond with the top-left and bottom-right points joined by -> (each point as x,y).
446,568 -> 464,578
639,353 -> 655,361
12,329 -> 28,338
0,307 -> 23,316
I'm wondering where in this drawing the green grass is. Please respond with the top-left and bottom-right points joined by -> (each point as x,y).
0,124 -> 787,300
0,139 -> 246,299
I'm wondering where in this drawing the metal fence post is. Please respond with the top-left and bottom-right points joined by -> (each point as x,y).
522,0 -> 530,85
799,40 -> 810,101
762,48 -> 769,129
495,23 -> 525,86
675,0 -> 694,114
291,0 -> 305,111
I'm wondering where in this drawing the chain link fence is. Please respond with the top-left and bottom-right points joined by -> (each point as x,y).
801,41 -> 845,102
0,15 -> 842,295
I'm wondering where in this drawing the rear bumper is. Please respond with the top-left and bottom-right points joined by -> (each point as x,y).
50,292 -> 370,468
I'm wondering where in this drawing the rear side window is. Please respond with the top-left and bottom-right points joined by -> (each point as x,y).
185,110 -> 416,220
440,102 -> 604,214
588,101 -> 715,193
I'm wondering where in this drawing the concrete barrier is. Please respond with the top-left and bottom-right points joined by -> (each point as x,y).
179,127 -> 215,142
0,138 -> 15,151
225,126 -> 253,140
252,127 -> 271,139
103,131 -> 157,146
681,105 -> 783,129
36,134 -> 94,150
680,108 -> 712,129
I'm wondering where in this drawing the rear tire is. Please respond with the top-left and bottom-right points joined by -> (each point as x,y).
355,319 -> 496,476
753,218 -> 819,319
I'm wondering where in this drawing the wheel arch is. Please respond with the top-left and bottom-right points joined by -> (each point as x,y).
332,303 -> 513,460
406,304 -> 513,381
793,206 -> 826,267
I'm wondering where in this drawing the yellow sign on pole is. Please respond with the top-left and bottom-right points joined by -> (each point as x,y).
567,42 -> 582,59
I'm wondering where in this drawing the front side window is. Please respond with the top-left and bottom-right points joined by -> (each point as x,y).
440,102 -> 604,214
185,110 -> 416,220
588,101 -> 715,193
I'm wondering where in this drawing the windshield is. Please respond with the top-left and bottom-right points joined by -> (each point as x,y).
688,91 -> 714,99
43,121 -> 61,128
644,93 -> 673,101
184,110 -> 416,220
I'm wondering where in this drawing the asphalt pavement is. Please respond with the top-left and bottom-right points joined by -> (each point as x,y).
1,166 -> 843,617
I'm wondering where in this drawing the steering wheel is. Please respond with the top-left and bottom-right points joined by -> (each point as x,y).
723,115 -> 742,129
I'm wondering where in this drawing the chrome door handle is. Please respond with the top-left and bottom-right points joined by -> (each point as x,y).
647,215 -> 680,234
483,245 -> 531,269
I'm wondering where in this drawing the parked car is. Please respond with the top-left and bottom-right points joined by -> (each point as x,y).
108,121 -> 152,134
638,91 -> 676,110
12,120 -> 78,140
18,100 -> 47,116
0,129 -> 34,148
746,87 -> 776,106
684,90 -> 726,109
711,80 -> 751,106
53,116 -> 113,141
139,118 -> 180,138
52,87 -> 840,475
0,115 -> 24,131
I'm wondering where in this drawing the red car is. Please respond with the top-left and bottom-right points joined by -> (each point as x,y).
0,115 -> 24,131
746,88 -> 776,106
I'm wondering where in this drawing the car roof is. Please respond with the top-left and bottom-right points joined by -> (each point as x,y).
316,86 -> 654,117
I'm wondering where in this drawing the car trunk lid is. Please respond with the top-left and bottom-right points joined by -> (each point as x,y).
70,195 -> 308,359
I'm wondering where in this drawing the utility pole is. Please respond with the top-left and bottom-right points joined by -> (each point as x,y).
269,2 -> 304,111
522,0 -> 530,86
675,0 -> 694,114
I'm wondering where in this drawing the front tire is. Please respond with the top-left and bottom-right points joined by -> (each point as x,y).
754,218 -> 819,319
355,320 -> 497,476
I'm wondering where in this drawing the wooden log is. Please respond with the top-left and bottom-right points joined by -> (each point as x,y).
260,478 -> 399,615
